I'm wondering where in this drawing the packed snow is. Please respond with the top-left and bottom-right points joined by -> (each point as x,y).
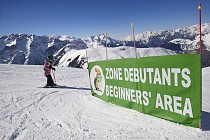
0,64 -> 209,140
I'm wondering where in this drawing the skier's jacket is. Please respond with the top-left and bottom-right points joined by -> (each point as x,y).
43,60 -> 53,76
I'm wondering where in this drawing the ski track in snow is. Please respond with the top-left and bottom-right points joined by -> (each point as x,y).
0,64 -> 210,140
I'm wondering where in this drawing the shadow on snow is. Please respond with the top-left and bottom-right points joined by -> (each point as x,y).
60,86 -> 91,91
202,111 -> 210,131
38,86 -> 91,91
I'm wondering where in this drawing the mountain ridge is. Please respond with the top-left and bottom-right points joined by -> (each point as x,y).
0,23 -> 209,68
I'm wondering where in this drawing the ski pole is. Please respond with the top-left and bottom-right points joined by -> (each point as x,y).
52,70 -> 56,84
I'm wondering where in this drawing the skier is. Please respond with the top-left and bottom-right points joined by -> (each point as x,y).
43,55 -> 56,87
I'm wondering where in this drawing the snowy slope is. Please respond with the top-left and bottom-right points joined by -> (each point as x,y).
56,46 -> 176,69
0,64 -> 209,140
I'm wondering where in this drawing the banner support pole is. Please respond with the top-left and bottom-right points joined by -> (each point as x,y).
198,3 -> 202,130
85,45 -> 88,65
106,32 -> 108,60
198,4 -> 202,55
131,22 -> 137,58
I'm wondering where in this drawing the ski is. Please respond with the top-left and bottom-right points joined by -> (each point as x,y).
38,85 -> 66,88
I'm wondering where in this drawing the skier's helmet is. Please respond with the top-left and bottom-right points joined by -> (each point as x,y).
47,55 -> 53,61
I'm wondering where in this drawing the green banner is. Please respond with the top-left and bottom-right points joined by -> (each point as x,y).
88,54 -> 201,128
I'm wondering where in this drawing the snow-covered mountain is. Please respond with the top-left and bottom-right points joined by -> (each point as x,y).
125,23 -> 210,50
84,34 -> 118,48
0,23 -> 210,68
0,34 -> 86,65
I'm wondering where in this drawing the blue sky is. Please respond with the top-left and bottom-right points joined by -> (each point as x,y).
0,0 -> 209,39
